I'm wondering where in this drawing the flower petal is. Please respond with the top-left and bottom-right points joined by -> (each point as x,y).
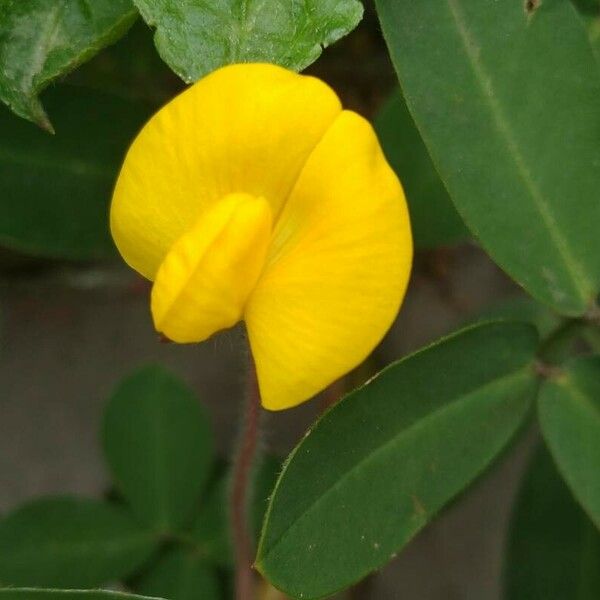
245,111 -> 413,411
110,63 -> 342,280
152,193 -> 272,344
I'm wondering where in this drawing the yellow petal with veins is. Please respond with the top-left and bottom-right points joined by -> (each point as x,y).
245,111 -> 412,410
111,63 -> 341,280
152,193 -> 272,344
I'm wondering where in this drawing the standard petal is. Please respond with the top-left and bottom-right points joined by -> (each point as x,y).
110,63 -> 342,280
245,111 -> 413,411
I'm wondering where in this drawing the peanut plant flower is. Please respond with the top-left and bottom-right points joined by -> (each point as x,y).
110,63 -> 413,410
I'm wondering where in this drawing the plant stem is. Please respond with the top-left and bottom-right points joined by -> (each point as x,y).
231,359 -> 261,600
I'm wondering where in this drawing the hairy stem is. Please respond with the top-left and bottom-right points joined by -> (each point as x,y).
231,360 -> 261,600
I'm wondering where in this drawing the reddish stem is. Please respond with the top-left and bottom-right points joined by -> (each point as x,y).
231,361 -> 261,600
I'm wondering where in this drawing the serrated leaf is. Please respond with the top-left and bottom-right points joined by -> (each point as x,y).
0,85 -> 151,260
0,0 -> 137,130
376,0 -> 600,316
0,497 -> 158,588
103,366 -> 214,533
0,591 -> 164,600
257,322 -> 539,599
132,0 -> 364,83
505,446 -> 600,599
539,356 -> 600,529
134,548 -> 221,600
375,89 -> 468,248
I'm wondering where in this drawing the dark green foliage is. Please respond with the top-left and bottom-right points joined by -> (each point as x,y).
258,322 -> 539,598
0,498 -> 158,588
539,356 -> 600,528
103,366 -> 214,533
0,86 -> 150,259
376,0 -> 600,315
505,446 -> 600,599
375,89 -> 468,248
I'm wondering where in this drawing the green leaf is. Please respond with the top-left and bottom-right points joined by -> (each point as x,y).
0,85 -> 150,260
257,321 -> 539,598
103,365 -> 214,533
505,446 -> 600,599
584,328 -> 600,353
471,296 -> 560,338
376,0 -> 600,316
375,89 -> 468,248
67,21 -> 184,106
251,455 -> 281,541
134,548 -> 221,600
573,0 -> 600,13
539,356 -> 600,529
191,455 -> 280,567
0,497 -> 158,588
0,0 -> 137,130
190,476 -> 231,568
573,0 -> 600,61
0,591 -> 165,600
131,0 -> 364,83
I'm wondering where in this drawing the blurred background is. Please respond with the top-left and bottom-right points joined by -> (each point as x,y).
0,2 -> 544,598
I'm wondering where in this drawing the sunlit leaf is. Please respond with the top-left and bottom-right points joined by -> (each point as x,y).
132,0 -> 364,82
0,0 -> 137,130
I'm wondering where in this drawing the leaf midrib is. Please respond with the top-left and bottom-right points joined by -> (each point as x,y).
24,1 -> 64,94
445,0 -> 593,305
260,367 -> 531,562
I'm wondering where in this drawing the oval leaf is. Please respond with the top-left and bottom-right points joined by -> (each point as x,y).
0,591 -> 164,600
375,89 -> 468,248
470,296 -> 560,339
0,0 -> 137,130
0,85 -> 151,259
539,356 -> 600,529
376,0 -> 600,315
0,497 -> 158,588
257,321 -> 539,598
132,0 -> 364,82
134,549 -> 220,600
103,365 -> 214,533
505,446 -> 600,599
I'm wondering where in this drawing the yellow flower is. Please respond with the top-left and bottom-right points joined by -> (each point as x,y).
110,63 -> 413,410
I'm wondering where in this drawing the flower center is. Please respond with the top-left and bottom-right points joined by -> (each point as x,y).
151,193 -> 273,343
